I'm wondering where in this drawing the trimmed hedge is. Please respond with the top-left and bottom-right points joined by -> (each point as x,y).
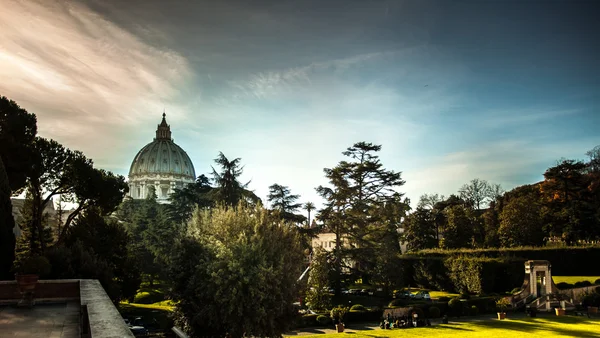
298,314 -> 318,327
399,245 -> 600,293
350,304 -> 366,311
399,255 -> 522,294
413,246 -> 600,275
428,306 -> 441,318
346,310 -> 383,323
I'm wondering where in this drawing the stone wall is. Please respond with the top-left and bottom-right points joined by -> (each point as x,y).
0,279 -> 80,302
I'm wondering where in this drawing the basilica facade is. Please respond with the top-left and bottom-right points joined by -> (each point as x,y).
128,113 -> 196,203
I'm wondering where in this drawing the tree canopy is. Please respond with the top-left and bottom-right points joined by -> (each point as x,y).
169,204 -> 304,337
0,96 -> 37,193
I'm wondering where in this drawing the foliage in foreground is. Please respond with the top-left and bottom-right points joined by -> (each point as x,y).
169,204 -> 305,338
298,316 -> 600,338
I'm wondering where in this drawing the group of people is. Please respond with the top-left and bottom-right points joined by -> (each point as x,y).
379,313 -> 431,329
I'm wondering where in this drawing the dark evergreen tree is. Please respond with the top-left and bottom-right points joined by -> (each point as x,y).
317,142 -> 407,291
167,174 -> 213,224
267,183 -> 306,223
210,152 -> 261,207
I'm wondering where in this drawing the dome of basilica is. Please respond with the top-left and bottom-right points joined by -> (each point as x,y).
128,113 -> 196,202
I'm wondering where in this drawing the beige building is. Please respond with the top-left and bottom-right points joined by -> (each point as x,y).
11,197 -> 74,238
312,232 -> 338,251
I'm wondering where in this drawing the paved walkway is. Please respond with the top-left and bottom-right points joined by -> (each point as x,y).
0,302 -> 80,338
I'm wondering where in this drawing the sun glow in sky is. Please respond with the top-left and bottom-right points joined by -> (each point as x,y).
1,0 -> 599,209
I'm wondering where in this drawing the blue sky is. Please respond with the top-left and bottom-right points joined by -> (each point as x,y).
1,0 -> 599,209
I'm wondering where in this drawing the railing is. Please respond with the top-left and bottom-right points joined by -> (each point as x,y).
513,294 -> 536,309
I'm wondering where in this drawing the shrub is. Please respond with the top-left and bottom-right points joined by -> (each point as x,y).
556,282 -> 574,290
428,306 -> 441,318
595,279 -> 600,285
574,281 -> 593,288
350,304 -> 366,312
15,255 -> 52,277
460,292 -> 471,300
438,296 -> 450,302
346,310 -> 383,323
469,305 -> 479,316
466,297 -> 496,314
582,292 -> 600,308
300,314 -> 318,327
330,306 -> 348,324
596,286 -> 600,295
448,297 -> 464,316
388,299 -> 403,307
496,297 -> 511,312
316,315 -> 330,325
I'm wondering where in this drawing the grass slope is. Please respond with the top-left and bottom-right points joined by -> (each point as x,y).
299,317 -> 600,338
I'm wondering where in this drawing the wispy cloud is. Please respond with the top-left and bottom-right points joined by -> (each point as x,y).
477,107 -> 583,130
0,0 -> 192,164
226,51 -> 401,101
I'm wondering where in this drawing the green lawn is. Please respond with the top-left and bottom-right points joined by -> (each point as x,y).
553,276 -> 600,285
117,303 -> 174,330
298,316 -> 600,338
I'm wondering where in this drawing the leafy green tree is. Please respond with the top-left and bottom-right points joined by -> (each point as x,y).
459,179 -> 500,210
430,194 -> 466,246
45,208 -> 141,301
402,207 -> 437,252
586,145 -> 600,173
22,137 -> 127,253
0,157 -> 16,279
305,248 -> 331,311
0,96 -> 37,193
169,204 -> 304,338
481,202 -> 501,248
167,174 -> 213,224
0,96 -> 37,278
441,205 -> 472,249
268,183 -> 306,223
499,196 -> 545,247
540,159 -> 590,244
210,152 -> 261,207
120,192 -> 168,285
417,193 -> 445,210
57,167 -> 128,242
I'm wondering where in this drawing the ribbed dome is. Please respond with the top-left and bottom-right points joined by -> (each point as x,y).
128,140 -> 196,179
128,113 -> 196,180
